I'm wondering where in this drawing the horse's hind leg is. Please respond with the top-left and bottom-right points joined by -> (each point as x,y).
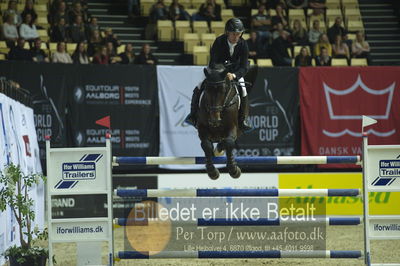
224,137 -> 241,179
201,139 -> 220,180
214,142 -> 225,156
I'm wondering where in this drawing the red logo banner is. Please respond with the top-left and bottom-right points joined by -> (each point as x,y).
300,67 -> 400,168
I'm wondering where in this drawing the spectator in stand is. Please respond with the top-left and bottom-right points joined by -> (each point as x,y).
19,14 -> 39,43
286,0 -> 308,9
106,41 -> 118,61
199,0 -> 221,20
50,0 -> 62,16
332,34 -> 349,61
352,31 -> 371,64
8,38 -> 32,61
119,43 -> 136,64
308,0 -> 325,15
68,1 -> 89,24
68,15 -> 87,43
291,19 -> 308,46
251,4 -> 272,44
92,45 -> 110,64
52,42 -> 73,63
271,4 -> 288,29
307,8 -> 323,26
327,17 -> 345,43
295,46 -> 312,66
168,0 -> 191,21
2,0 -> 22,26
72,41 -> 89,64
342,32 -> 352,54
85,17 -> 100,40
128,0 -> 140,18
31,38 -> 49,62
150,0 -> 168,21
271,31 -> 292,66
87,30 -> 103,56
51,1 -> 69,26
265,0 -> 287,9
2,14 -> 19,47
21,0 -> 38,22
51,17 -> 68,42
247,31 -> 265,63
315,46 -> 331,66
308,19 -> 323,52
314,33 -> 332,56
135,43 -> 158,64
272,22 -> 289,40
103,28 -> 121,51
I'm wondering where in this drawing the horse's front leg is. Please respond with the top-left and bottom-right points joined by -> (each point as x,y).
200,137 -> 220,180
223,136 -> 241,179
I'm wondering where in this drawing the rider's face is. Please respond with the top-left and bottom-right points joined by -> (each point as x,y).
227,32 -> 241,44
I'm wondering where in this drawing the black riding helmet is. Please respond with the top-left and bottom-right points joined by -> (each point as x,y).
225,18 -> 244,33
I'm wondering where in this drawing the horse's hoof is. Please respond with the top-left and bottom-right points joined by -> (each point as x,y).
207,168 -> 220,180
229,165 -> 241,179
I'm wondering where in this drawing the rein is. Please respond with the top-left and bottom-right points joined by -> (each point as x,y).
205,80 -> 239,113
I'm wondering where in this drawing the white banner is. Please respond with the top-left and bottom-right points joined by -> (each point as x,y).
0,93 -> 43,265
157,66 -> 205,169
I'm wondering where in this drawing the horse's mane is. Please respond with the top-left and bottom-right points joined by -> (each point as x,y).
205,64 -> 227,83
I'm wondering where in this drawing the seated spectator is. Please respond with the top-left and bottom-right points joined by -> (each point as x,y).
72,41 -> 89,64
8,38 -> 32,61
2,0 -> 22,26
103,28 -> 121,51
86,17 -> 100,40
106,41 -> 120,63
68,1 -> 89,24
251,4 -> 272,44
87,30 -> 103,56
332,34 -> 349,60
291,19 -> 308,46
51,17 -> 68,42
352,31 -> 371,65
119,43 -> 136,64
135,43 -> 157,64
272,22 -> 290,40
150,0 -> 168,21
266,0 -> 287,9
199,0 -> 221,20
342,32 -> 352,54
21,0 -> 38,22
308,19 -> 323,51
128,0 -> 140,17
271,31 -> 292,66
314,33 -> 332,56
247,31 -> 265,63
272,4 -> 288,29
31,38 -> 49,62
286,0 -> 308,9
169,0 -> 191,21
51,1 -> 69,26
2,14 -> 19,47
50,0 -> 62,16
295,46 -> 312,66
307,7 -> 323,24
68,15 -> 87,43
52,42 -> 73,63
327,17 -> 345,43
315,46 -> 331,66
308,0 -> 325,15
19,14 -> 39,43
92,46 -> 110,64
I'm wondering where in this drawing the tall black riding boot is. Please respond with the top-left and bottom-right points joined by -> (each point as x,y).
239,96 -> 252,132
185,86 -> 201,127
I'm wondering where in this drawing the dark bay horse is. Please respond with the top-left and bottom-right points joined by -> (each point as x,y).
197,66 -> 242,179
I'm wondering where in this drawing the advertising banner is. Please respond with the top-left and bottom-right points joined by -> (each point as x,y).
300,67 -> 400,168
68,65 -> 158,157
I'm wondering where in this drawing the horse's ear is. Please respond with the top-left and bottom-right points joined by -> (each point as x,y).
203,68 -> 209,78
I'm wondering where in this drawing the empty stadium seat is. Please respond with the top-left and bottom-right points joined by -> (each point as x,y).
184,33 -> 200,53
157,20 -> 173,41
257,59 -> 273,67
193,45 -> 209,65
67,43 -> 77,54
344,8 -> 362,21
351,58 -> 368,66
347,20 -> 364,31
191,0 -> 203,9
210,21 -> 225,36
242,33 -> 250,40
141,0 -> 155,16
175,21 -> 191,41
331,58 -> 348,66
341,0 -> 359,9
117,44 -> 126,54
201,33 -> 216,49
0,41 -> 10,54
326,0 -> 341,9
193,21 -> 209,34
0,54 -> 6,60
37,29 -> 49,42
221,9 -> 234,22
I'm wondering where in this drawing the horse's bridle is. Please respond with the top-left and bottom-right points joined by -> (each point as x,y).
204,80 -> 239,113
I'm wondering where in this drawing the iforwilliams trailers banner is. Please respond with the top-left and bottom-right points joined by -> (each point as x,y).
69,64 -> 158,158
237,67 -> 300,160
300,67 -> 400,168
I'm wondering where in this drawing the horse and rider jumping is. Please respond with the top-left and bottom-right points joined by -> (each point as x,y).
185,18 -> 253,179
